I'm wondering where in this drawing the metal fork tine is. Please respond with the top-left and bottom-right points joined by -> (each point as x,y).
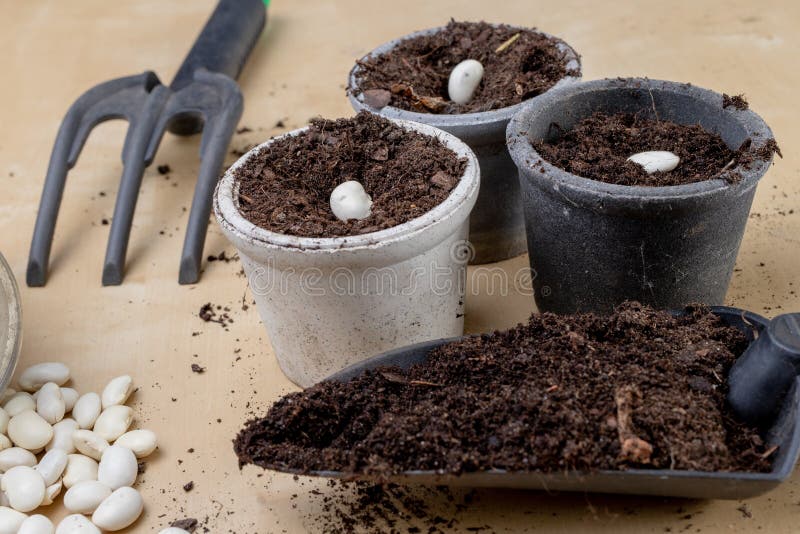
101,86 -> 170,286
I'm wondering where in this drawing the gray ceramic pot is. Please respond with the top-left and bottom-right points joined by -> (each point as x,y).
348,26 -> 581,264
507,78 -> 776,314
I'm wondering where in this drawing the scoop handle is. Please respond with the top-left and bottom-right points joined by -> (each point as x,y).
728,313 -> 800,426
170,0 -> 266,92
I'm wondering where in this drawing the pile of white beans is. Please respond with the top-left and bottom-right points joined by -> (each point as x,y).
0,363 -> 184,534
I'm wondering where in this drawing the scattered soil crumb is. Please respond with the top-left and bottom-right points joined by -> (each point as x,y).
191,364 -> 205,374
207,251 -> 237,263
300,481 -> 483,533
157,164 -> 171,175
171,518 -> 199,532
236,126 -> 253,134
722,94 -> 749,110
756,138 -> 783,160
183,481 -> 195,492
198,302 -> 233,327
737,504 -> 752,518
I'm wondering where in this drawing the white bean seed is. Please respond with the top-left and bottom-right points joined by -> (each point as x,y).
7,410 -> 54,451
18,514 -> 54,534
55,514 -> 101,534
0,435 -> 11,451
627,150 -> 680,174
329,181 -> 373,222
35,448 -> 68,485
3,392 -> 35,417
72,430 -> 109,461
448,59 -> 484,105
114,429 -> 157,458
1,465 -> 46,512
72,393 -> 101,430
0,506 -> 28,534
41,480 -> 62,506
61,388 -> 79,413
18,363 -> 70,392
98,445 -> 137,489
159,529 -> 191,534
101,376 -> 133,409
93,405 -> 133,442
0,447 -> 37,471
47,419 -> 79,453
62,454 -> 98,489
91,486 -> 143,531
63,480 -> 112,515
36,383 -> 65,425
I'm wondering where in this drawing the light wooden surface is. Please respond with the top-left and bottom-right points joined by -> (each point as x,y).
1,0 -> 799,531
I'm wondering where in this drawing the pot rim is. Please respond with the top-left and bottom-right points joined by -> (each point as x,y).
506,77 -> 775,203
347,24 -> 582,129
214,119 -> 480,253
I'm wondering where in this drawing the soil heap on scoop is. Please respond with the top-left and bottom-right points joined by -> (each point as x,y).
235,302 -> 772,477
351,20 -> 578,114
235,112 -> 466,237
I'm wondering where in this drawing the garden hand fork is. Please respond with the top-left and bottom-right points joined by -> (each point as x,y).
27,0 -> 267,286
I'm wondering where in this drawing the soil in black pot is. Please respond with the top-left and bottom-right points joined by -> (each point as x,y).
235,302 -> 772,477
351,20 -> 579,114
532,110 -> 780,186
234,112 -> 466,238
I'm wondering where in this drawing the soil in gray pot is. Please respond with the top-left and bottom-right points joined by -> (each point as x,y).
351,20 -> 580,114
235,302 -> 772,476
532,109 -> 781,186
234,112 -> 466,237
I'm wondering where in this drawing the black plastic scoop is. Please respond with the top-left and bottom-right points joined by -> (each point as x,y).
293,306 -> 800,499
27,0 -> 266,286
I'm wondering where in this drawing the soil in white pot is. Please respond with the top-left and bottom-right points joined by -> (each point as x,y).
234,112 -> 467,237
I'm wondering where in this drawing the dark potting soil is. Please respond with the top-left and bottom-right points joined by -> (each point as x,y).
532,111 -> 779,186
351,20 -> 579,114
235,302 -> 772,477
723,93 -> 749,110
235,112 -> 467,238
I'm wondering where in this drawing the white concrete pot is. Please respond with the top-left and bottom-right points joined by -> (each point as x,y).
214,119 -> 480,387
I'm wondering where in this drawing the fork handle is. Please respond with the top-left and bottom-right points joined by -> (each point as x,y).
168,0 -> 266,134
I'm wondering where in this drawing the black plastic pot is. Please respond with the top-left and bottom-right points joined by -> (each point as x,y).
507,78 -> 775,314
348,26 -> 581,264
